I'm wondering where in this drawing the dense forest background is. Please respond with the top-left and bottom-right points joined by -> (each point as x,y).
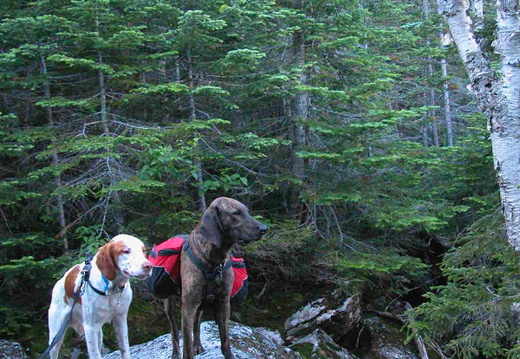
2,0 -> 519,358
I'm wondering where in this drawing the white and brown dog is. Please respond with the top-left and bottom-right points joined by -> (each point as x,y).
47,234 -> 152,359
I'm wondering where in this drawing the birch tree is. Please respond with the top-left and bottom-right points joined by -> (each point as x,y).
437,0 -> 520,249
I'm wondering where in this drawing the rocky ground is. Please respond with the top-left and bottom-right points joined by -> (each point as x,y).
2,291 -> 428,358
102,291 -> 426,359
103,321 -> 300,359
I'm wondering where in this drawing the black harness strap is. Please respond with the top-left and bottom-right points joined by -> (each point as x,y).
183,240 -> 231,299
82,255 -> 109,296
83,255 -> 126,296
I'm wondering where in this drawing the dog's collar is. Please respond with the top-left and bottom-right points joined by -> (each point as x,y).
82,257 -> 126,297
85,273 -> 109,296
193,232 -> 213,265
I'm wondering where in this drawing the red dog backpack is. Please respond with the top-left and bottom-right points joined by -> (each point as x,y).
146,235 -> 186,298
146,235 -> 249,306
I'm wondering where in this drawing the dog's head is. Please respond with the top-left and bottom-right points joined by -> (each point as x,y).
198,197 -> 267,248
96,234 -> 152,281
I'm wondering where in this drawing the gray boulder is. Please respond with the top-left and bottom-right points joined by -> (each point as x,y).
290,329 -> 359,359
284,291 -> 361,343
363,317 -> 419,359
103,321 -> 301,359
0,340 -> 26,359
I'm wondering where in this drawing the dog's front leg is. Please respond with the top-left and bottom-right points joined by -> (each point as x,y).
193,309 -> 205,354
181,303 -> 199,359
214,298 -> 234,359
47,301 -> 69,359
113,314 -> 130,359
164,297 -> 181,359
84,324 -> 103,359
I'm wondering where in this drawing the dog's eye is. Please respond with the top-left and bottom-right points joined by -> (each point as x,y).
232,210 -> 241,215
122,248 -> 131,254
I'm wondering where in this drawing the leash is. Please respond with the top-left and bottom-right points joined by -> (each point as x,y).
38,288 -> 82,359
38,253 -> 93,359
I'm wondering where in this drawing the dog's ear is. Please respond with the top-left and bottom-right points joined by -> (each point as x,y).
96,241 -> 117,280
199,206 -> 223,248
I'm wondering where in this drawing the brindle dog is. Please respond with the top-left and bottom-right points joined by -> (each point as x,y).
164,197 -> 267,359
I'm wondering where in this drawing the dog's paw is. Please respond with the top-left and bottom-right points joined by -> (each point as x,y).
193,343 -> 205,355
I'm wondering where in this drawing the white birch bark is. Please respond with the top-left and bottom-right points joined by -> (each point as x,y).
438,0 -> 520,249
471,0 -> 485,31
492,0 -> 520,249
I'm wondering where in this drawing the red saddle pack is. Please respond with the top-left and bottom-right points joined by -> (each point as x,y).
146,235 -> 249,306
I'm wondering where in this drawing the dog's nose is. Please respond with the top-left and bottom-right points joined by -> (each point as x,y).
259,224 -> 267,235
142,261 -> 152,272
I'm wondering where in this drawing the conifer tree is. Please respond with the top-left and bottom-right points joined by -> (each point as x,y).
0,0 -> 497,351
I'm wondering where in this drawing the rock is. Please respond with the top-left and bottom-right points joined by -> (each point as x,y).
289,329 -> 359,359
284,291 -> 361,343
102,321 -> 301,359
362,317 -> 419,359
0,340 -> 26,359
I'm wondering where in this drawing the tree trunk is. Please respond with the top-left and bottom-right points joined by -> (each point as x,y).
187,48 -> 197,122
40,55 -> 68,250
97,50 -> 124,233
471,0 -> 484,31
285,0 -> 310,220
97,52 -> 110,136
440,56 -> 454,146
174,56 -> 181,83
423,0 -> 440,147
438,0 -> 520,249
492,0 -> 520,249
427,59 -> 440,147
140,70 -> 148,121
186,47 -> 207,213
421,126 -> 429,147
289,29 -> 309,220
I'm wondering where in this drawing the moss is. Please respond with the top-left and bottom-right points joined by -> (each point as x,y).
294,343 -> 316,358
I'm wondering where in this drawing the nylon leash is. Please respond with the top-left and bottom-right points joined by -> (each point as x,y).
37,293 -> 80,359
38,253 -> 92,359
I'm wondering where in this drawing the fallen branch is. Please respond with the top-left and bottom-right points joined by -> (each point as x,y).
255,280 -> 269,301
370,302 -> 429,359
54,217 -> 81,239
